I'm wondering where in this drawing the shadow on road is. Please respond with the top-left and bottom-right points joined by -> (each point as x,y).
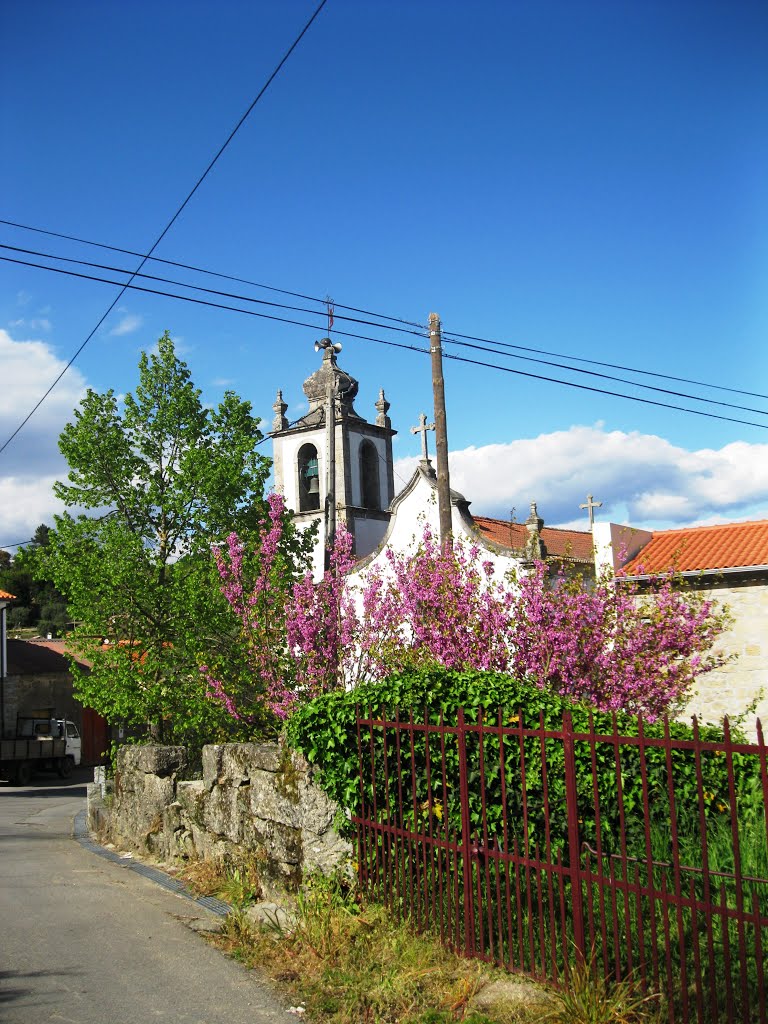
0,783 -> 88,799
0,967 -> 84,1006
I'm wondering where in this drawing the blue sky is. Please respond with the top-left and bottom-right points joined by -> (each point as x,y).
1,0 -> 767,544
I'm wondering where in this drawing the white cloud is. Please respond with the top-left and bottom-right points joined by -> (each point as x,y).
394,425 -> 768,530
0,329 -> 87,540
109,313 -> 143,336
211,377 -> 235,388
0,475 -> 67,548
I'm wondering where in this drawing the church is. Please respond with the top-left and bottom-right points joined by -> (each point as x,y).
270,340 -> 768,733
270,339 -> 593,582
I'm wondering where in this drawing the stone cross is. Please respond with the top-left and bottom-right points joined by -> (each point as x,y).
410,412 -> 435,461
580,493 -> 603,527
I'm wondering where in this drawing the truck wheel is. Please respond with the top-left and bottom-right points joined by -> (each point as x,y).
15,761 -> 32,786
58,756 -> 74,779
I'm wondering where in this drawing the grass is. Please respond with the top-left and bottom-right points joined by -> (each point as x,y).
178,854 -> 262,909
541,952 -> 663,1024
209,873 -> 553,1024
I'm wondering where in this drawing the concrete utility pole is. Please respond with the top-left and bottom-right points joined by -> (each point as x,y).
429,312 -> 452,546
325,378 -> 336,564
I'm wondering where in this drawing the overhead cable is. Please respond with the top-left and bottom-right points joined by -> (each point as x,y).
2,217 -> 763,401
0,0 -> 329,456
2,252 -> 766,431
5,250 -> 767,422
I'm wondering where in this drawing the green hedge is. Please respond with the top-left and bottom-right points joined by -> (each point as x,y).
286,668 -> 763,862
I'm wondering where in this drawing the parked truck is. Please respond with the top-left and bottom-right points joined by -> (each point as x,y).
0,716 -> 82,785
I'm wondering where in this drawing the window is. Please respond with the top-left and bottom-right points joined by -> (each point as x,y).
298,443 -> 321,512
359,440 -> 380,510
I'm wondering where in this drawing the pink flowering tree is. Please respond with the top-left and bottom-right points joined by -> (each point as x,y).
201,491 -> 315,723
344,524 -> 517,685
208,513 -> 730,725
505,560 -> 731,718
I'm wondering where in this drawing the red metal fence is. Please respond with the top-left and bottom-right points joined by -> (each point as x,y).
352,706 -> 768,1023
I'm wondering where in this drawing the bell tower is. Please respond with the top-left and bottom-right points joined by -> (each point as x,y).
271,340 -> 396,577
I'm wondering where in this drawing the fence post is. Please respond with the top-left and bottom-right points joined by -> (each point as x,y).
563,711 -> 586,963
457,706 -> 475,956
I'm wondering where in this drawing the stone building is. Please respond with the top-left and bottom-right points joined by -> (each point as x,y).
594,519 -> 768,731
1,638 -> 108,763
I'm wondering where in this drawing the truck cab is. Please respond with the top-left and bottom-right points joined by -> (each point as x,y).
16,717 -> 82,766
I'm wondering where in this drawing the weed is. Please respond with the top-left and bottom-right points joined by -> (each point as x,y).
207,872 -> 547,1024
543,953 -> 662,1024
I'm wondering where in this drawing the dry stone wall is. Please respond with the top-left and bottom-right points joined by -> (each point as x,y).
88,742 -> 350,898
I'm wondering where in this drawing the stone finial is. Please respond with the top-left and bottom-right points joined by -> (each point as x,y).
525,501 -> 547,561
303,343 -> 359,415
375,388 -> 391,429
272,389 -> 288,432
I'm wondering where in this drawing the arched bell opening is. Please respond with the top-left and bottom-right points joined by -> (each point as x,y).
359,439 -> 380,510
298,443 -> 321,512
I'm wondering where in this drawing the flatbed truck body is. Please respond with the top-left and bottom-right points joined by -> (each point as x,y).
0,717 -> 81,785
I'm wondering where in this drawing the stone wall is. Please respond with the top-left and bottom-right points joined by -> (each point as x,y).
88,742 -> 350,898
683,578 -> 768,736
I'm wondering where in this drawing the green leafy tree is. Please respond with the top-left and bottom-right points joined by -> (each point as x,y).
37,332 -> 305,745
0,524 -> 69,634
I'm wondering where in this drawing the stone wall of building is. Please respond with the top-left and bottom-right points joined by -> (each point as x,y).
1,671 -> 84,737
683,579 -> 767,736
88,742 -> 350,898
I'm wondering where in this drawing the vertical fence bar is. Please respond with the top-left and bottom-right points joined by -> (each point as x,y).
587,711 -> 609,976
407,709 -> 422,930
477,709 -> 496,962
637,717 -> 661,996
518,713 -> 536,972
380,708 -> 395,910
723,717 -> 750,1021
538,710 -> 560,982
563,711 -> 586,964
663,716 -> 690,1023
610,712 -> 635,981
457,706 -> 475,957
752,889 -> 766,1024
393,707 -> 407,923
688,875 -> 704,1024
496,709 -> 514,973
495,708 -> 507,970
423,709 -> 435,933
691,717 -> 718,1022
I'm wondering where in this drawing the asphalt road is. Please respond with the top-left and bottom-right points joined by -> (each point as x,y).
0,768 -> 292,1024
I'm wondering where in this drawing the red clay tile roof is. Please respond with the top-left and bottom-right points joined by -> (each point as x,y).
623,520 -> 768,575
0,589 -> 16,600
472,515 -> 594,562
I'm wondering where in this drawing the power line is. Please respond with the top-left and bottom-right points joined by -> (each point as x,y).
440,349 -> 768,431
3,251 -> 766,431
440,332 -> 768,418
0,0 -> 329,457
0,243 -> 426,340
443,328 -> 768,403
2,217 -> 764,402
0,217 -> 425,331
6,250 -> 768,423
